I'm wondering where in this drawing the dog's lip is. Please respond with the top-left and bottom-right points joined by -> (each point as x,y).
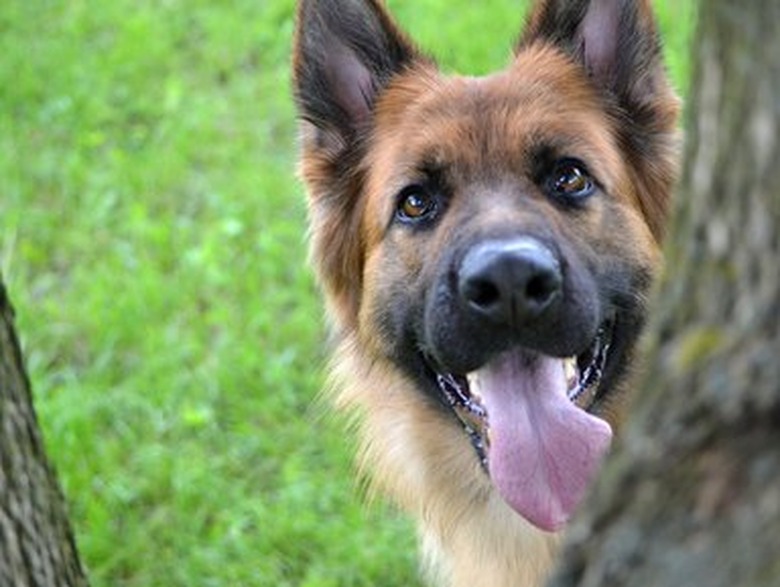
427,318 -> 615,464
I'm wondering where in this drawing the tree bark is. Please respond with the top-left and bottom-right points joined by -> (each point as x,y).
0,279 -> 88,586
548,1 -> 780,585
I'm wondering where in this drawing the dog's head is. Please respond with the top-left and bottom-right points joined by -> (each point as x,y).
293,0 -> 679,531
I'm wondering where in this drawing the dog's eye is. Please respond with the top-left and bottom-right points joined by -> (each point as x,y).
397,185 -> 438,222
548,160 -> 595,201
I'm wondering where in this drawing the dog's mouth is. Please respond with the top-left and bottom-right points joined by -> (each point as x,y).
426,320 -> 615,532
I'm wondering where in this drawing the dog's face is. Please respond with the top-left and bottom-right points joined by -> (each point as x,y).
294,0 -> 679,532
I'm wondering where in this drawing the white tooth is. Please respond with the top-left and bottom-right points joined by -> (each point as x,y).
563,357 -> 577,382
466,372 -> 482,401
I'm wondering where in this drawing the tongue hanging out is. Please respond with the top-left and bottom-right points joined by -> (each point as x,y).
470,351 -> 613,532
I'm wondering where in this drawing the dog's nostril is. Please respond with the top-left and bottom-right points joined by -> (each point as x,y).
526,273 -> 560,305
464,279 -> 500,309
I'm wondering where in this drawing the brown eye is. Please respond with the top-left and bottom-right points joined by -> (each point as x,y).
549,159 -> 595,201
397,185 -> 438,222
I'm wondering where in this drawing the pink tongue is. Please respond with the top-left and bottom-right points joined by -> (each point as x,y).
477,351 -> 613,532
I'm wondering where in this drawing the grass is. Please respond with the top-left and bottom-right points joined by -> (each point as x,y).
1,1 -> 695,585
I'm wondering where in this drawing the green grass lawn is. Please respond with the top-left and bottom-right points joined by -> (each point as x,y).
1,1 -> 695,585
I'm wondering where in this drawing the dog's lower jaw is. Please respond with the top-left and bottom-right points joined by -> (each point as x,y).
328,335 -> 562,587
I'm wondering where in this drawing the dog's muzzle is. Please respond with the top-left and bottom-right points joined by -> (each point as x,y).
424,237 -> 615,532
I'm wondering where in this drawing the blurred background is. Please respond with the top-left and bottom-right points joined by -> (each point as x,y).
0,1 -> 695,585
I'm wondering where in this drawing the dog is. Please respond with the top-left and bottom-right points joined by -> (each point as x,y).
292,0 -> 680,584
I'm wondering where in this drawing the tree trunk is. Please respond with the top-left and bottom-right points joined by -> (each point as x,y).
0,279 -> 88,586
548,1 -> 780,585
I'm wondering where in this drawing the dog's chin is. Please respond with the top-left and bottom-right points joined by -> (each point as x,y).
424,318 -> 616,532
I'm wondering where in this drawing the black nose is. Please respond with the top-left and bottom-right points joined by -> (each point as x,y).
458,238 -> 562,328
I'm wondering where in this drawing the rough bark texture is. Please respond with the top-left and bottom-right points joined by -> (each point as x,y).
547,2 -> 780,586
0,280 -> 88,587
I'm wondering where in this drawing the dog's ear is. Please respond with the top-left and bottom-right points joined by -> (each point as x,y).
519,0 -> 680,240
293,0 -> 420,153
519,0 -> 670,116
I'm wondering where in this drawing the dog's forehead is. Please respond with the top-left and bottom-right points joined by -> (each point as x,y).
371,46 -> 618,181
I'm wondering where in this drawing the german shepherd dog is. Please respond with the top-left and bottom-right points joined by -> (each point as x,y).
293,0 -> 679,584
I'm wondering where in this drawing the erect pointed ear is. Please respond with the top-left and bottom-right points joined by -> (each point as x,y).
293,0 -> 422,153
519,0 -> 670,114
